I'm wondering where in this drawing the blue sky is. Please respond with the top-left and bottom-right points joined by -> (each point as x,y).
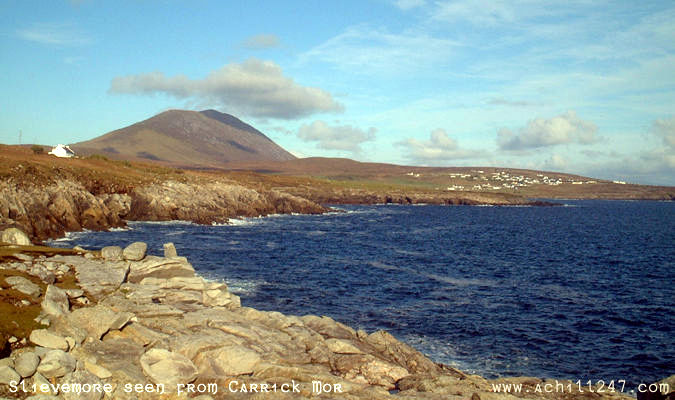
1,0 -> 673,185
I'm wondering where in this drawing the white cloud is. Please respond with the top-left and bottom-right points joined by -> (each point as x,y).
297,120 -> 376,152
497,111 -> 599,150
395,0 -> 426,10
653,117 -> 675,149
543,154 -> 568,171
242,34 -> 281,49
301,25 -> 460,75
109,59 -> 343,119
16,23 -> 92,46
398,129 -> 486,162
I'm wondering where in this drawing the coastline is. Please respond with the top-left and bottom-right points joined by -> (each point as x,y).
1,239 -> 646,400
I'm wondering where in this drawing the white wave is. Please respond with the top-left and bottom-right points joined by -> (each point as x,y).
165,230 -> 185,236
128,220 -> 195,226
108,226 -> 132,232
226,217 -> 261,226
224,278 -> 265,296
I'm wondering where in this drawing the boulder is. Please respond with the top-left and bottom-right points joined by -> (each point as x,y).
15,351 -> 40,378
100,246 -> 123,261
1,227 -> 32,245
29,329 -> 69,351
127,256 -> 195,283
66,257 -> 128,299
67,305 -> 133,339
193,345 -> 261,378
60,370 -> 104,400
123,242 -> 147,261
4,275 -> 42,297
36,349 -> 76,378
163,242 -> 178,258
0,365 -> 20,385
139,348 -> 198,387
41,285 -> 70,318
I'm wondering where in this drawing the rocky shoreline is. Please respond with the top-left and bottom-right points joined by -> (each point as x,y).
0,179 -> 325,244
2,228 -> 669,400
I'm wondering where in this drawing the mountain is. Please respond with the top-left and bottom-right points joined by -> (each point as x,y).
72,109 -> 296,167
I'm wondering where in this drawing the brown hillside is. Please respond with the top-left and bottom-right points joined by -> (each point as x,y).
71,109 -> 295,168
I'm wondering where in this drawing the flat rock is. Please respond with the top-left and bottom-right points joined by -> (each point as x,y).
4,275 -> 42,297
15,351 -> 40,378
60,370 -> 104,400
29,330 -> 69,351
41,285 -> 70,318
68,304 -> 133,339
139,348 -> 198,387
127,256 -> 195,283
2,227 -> 32,245
65,257 -> 128,299
84,360 -> 112,379
100,246 -> 123,261
123,242 -> 147,261
36,349 -> 76,378
326,338 -> 365,354
0,365 -> 20,385
193,345 -> 261,378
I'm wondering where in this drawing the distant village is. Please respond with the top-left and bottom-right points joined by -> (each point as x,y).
405,170 -> 626,191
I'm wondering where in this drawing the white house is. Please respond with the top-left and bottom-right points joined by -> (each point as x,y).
48,144 -> 75,158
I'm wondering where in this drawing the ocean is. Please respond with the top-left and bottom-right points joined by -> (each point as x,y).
50,200 -> 674,389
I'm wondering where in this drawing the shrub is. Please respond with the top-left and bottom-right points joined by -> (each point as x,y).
30,145 -> 44,155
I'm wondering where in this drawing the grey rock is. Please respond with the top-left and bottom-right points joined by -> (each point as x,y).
84,360 -> 112,379
63,256 -> 128,299
0,357 -> 14,368
41,285 -> 70,318
123,242 -> 147,261
61,370 -> 104,400
30,329 -> 69,351
127,256 -> 195,283
36,350 -> 76,378
140,348 -> 198,387
15,351 -> 40,378
30,265 -> 56,284
100,246 -> 123,261
2,227 -> 32,245
163,242 -> 178,257
30,371 -> 57,395
193,345 -> 261,378
5,275 -> 42,297
67,305 -> 133,339
13,253 -> 33,262
0,365 -> 20,385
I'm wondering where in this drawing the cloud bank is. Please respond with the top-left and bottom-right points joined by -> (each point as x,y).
109,59 -> 343,119
242,34 -> 281,49
297,121 -> 376,153
398,129 -> 485,162
498,111 -> 598,150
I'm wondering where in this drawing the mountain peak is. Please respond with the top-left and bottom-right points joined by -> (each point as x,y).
72,109 -> 295,168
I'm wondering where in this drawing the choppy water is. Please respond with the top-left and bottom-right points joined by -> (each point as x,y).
50,200 -> 675,388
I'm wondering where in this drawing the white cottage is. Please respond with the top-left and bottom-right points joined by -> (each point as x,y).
48,144 -> 75,158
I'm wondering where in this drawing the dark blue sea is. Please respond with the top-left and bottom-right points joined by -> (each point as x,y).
50,200 -> 674,389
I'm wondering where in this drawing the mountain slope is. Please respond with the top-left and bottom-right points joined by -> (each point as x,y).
72,109 -> 295,167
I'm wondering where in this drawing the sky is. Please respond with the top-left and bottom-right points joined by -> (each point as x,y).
1,0 -> 674,185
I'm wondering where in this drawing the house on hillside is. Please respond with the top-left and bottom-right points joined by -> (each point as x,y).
48,144 -> 75,158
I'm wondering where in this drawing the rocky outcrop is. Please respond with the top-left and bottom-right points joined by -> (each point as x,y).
0,241 -> 635,400
0,179 -> 325,243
